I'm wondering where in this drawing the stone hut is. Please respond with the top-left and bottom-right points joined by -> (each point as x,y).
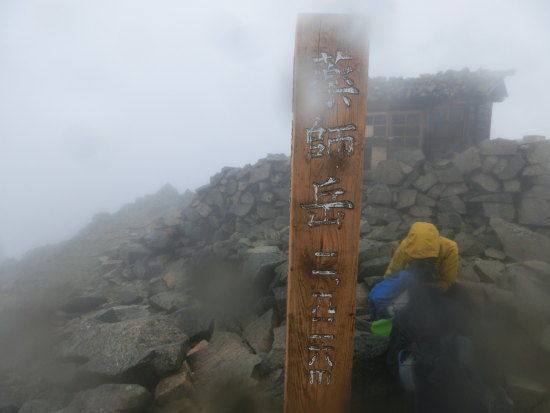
365,68 -> 512,167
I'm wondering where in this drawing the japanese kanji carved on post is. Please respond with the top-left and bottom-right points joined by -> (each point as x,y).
284,13 -> 369,413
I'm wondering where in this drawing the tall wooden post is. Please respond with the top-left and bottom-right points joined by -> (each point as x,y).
284,14 -> 369,413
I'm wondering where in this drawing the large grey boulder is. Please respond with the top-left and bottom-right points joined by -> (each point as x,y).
359,257 -> 391,278
467,193 -> 513,203
243,309 -> 274,354
503,179 -> 521,192
61,295 -> 107,315
492,155 -> 525,180
372,160 -> 404,185
395,189 -> 417,209
242,250 -> 287,290
94,305 -> 151,323
525,140 -> 550,173
519,185 -> 550,226
482,203 -> 515,221
452,147 -> 481,174
490,218 -> 550,263
58,384 -> 152,413
170,306 -> 213,341
437,196 -> 466,215
143,227 -> 175,251
366,183 -> 393,205
454,232 -> 485,257
391,149 -> 425,168
512,269 -> 550,342
249,162 -> 271,184
473,259 -> 505,282
358,239 -> 397,262
441,183 -> 469,197
437,212 -> 463,229
470,173 -> 500,192
149,292 -> 191,313
480,138 -> 519,155
413,172 -> 438,192
256,325 -> 285,376
154,370 -> 194,406
60,316 -> 189,382
434,165 -> 463,184
18,399 -> 58,413
363,206 -> 401,225
232,192 -> 255,217
188,332 -> 261,392
409,205 -> 433,218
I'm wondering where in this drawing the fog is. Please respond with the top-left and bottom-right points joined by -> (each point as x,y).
1,0 -> 549,259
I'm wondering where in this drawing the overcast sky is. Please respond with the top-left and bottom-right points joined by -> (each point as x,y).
1,0 -> 549,259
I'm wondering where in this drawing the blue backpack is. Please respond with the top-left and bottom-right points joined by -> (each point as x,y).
369,270 -> 413,319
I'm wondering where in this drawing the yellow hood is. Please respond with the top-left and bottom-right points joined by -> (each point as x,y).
403,222 -> 440,259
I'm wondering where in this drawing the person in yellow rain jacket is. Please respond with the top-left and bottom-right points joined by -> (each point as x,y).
385,222 -> 459,291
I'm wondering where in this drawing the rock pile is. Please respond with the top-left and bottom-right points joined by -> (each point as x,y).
1,139 -> 550,412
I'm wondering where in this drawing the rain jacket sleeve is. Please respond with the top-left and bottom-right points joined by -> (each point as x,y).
384,241 -> 407,277
435,240 -> 459,292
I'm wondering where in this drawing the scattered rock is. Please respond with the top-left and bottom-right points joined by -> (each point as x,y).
484,248 -> 506,260
452,147 -> 481,174
359,257 -> 391,278
58,384 -> 152,413
372,160 -> 404,185
482,203 -> 515,221
408,205 -> 433,217
490,218 -> 550,263
188,332 -> 261,392
256,325 -> 285,376
413,172 -> 438,192
61,295 -> 107,314
242,251 -> 287,290
60,316 -> 189,383
391,149 -> 425,168
95,305 -> 151,323
503,179 -> 521,193
244,309 -> 274,354
395,189 -> 417,209
170,306 -> 213,341
154,371 -> 194,406
474,259 -> 505,282
116,290 -> 142,305
492,155 -> 525,180
434,165 -> 463,184
480,138 -> 519,156
470,173 -> 500,192
366,184 -> 392,205
519,197 -> 550,227
18,399 -> 58,413
437,196 -> 466,214
149,292 -> 191,313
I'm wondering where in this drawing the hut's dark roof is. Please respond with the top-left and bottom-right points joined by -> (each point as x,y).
367,68 -> 512,109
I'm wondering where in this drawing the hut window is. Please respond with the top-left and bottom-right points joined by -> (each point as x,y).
366,114 -> 388,137
367,111 -> 422,139
391,112 -> 421,138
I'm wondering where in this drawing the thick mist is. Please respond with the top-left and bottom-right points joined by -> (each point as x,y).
1,0 -> 549,259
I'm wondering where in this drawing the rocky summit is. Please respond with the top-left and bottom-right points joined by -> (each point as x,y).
1,139 -> 550,412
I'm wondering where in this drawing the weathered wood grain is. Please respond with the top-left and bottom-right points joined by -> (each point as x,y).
284,13 -> 369,413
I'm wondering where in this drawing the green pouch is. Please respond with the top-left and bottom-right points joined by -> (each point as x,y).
370,318 -> 393,338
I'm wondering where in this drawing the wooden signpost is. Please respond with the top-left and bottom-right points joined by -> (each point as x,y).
284,14 -> 369,413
